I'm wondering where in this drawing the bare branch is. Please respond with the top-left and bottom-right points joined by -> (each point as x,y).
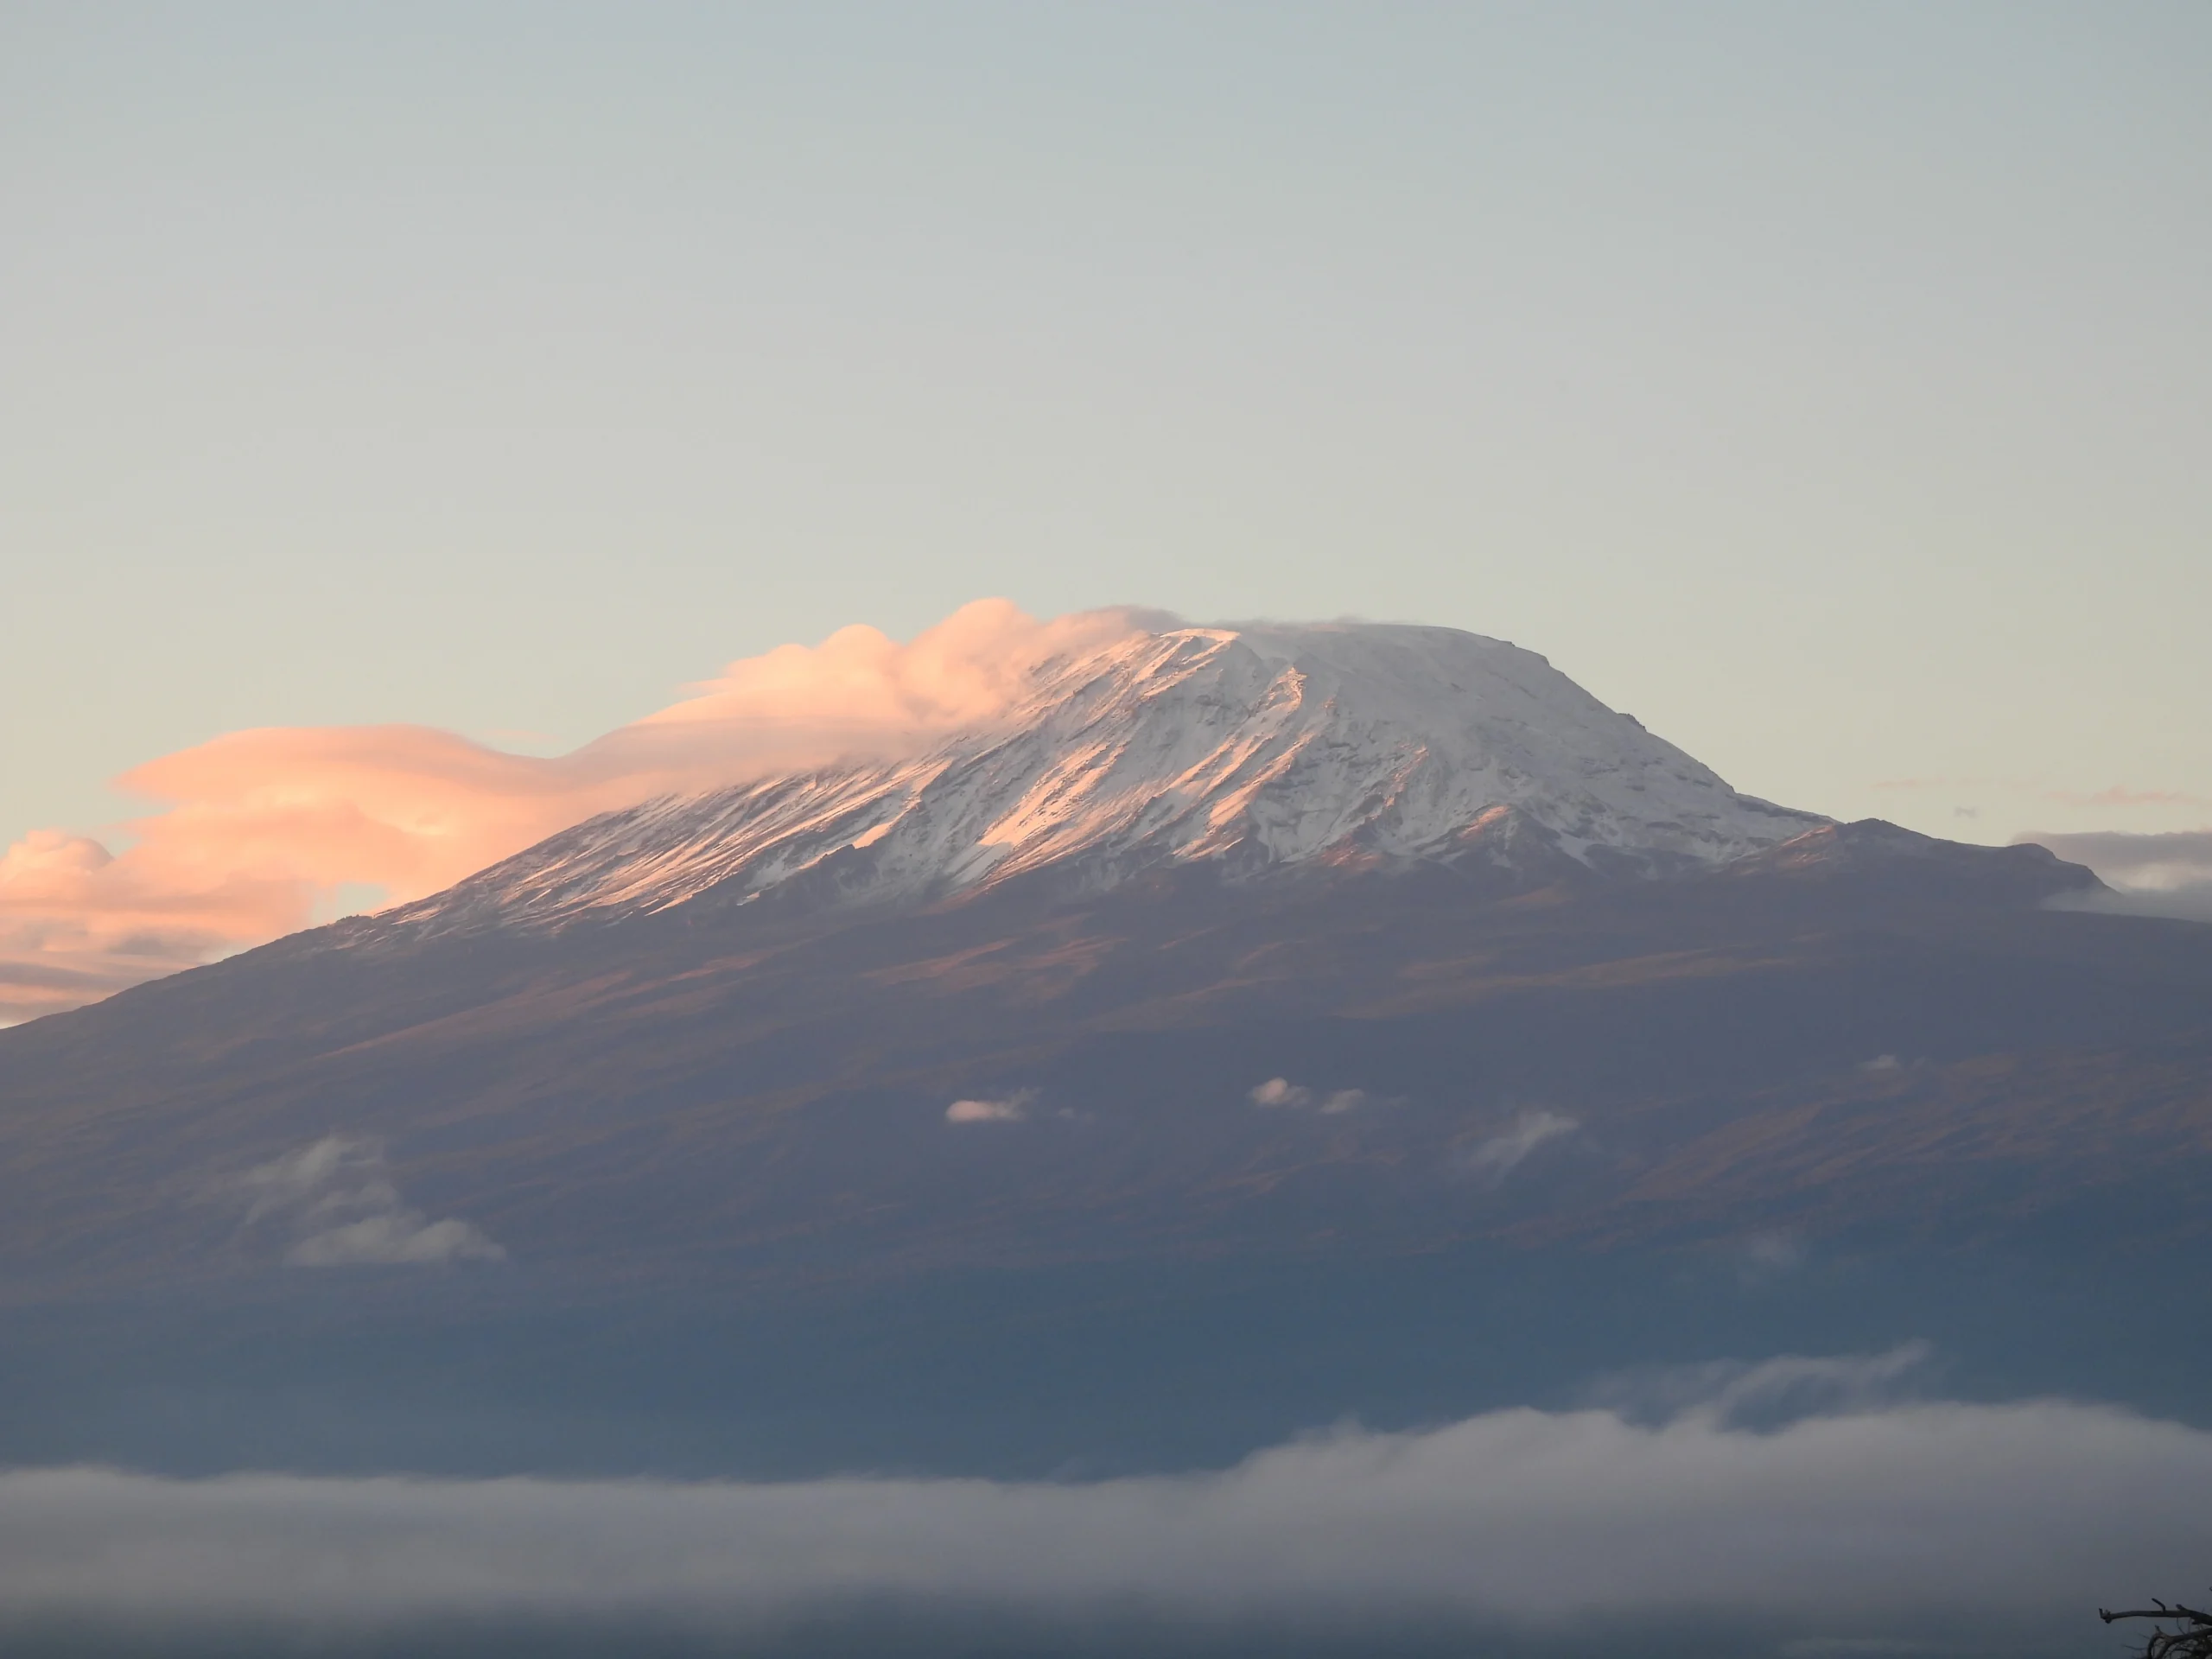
2102,1597 -> 2212,1659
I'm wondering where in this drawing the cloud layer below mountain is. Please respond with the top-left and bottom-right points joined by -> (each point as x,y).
3,1365 -> 2207,1655
0,601 -> 1152,1022
2028,829 -> 2212,922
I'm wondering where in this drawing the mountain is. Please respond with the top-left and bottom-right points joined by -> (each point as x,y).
0,618 -> 2206,1479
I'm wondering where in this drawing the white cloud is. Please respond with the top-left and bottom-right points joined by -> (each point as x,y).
947,1091 -> 1034,1124
2027,828 -> 2212,891
229,1136 -> 504,1267
2023,830 -> 2212,922
1463,1109 -> 1579,1182
0,1361 -> 2208,1650
285,1213 -> 505,1268
1248,1078 -> 1370,1113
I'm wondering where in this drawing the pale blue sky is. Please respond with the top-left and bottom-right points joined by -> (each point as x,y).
6,2 -> 2208,849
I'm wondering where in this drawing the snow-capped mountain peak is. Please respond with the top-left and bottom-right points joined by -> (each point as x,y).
365,621 -> 1826,942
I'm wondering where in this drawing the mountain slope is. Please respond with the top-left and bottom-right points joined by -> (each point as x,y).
0,615 -> 2162,1300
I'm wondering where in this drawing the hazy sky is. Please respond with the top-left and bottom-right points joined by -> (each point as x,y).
6,2 -> 2209,855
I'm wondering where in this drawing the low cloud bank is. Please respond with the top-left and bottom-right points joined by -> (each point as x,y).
229,1136 -> 504,1267
2021,829 -> 2212,922
0,601 -> 1155,1022
3,1358 -> 2208,1649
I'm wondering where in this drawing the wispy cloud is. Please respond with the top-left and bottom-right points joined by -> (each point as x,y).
1583,1343 -> 1927,1428
1248,1078 -> 1371,1114
1,601 -> 1160,1023
1737,1230 -> 1809,1285
0,1363 -> 2207,1650
1462,1109 -> 1579,1182
229,1136 -> 504,1267
2044,786 -> 2211,810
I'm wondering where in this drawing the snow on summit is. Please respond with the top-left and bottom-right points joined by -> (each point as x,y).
368,621 -> 1827,940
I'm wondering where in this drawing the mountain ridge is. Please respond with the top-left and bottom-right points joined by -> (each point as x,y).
345,621 -> 1829,950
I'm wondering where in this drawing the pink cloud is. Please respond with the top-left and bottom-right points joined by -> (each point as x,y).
0,601 -> 1158,1024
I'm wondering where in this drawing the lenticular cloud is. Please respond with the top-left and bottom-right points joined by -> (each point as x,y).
0,601 -> 1157,1022
2,1370 -> 2208,1650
